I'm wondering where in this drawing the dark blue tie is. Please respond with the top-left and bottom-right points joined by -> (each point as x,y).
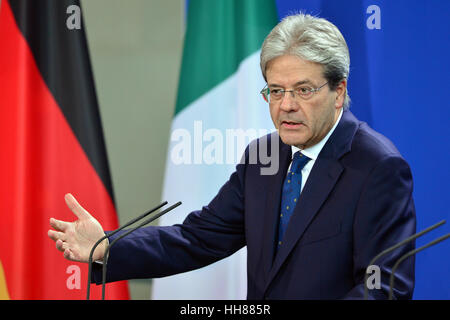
277,151 -> 311,249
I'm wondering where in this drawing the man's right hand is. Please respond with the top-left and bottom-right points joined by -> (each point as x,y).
48,193 -> 107,263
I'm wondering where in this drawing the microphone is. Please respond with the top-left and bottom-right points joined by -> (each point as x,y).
86,201 -> 168,300
363,219 -> 446,300
388,232 -> 450,300
101,201 -> 182,300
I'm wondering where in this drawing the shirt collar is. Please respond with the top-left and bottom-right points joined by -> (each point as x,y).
291,108 -> 343,161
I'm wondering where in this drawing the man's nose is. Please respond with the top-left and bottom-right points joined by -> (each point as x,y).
279,91 -> 298,112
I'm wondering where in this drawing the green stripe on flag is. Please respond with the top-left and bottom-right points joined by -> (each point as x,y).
174,0 -> 278,116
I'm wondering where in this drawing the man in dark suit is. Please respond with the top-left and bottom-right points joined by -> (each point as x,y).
48,13 -> 415,299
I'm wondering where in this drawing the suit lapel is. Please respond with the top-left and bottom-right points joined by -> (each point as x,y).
262,110 -> 360,295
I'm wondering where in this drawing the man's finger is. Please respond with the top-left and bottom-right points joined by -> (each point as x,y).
55,239 -> 65,252
49,217 -> 69,232
63,248 -> 78,262
48,229 -> 66,242
64,193 -> 91,220
63,248 -> 71,260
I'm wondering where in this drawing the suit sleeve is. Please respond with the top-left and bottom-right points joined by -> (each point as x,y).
342,155 -> 416,300
91,160 -> 248,284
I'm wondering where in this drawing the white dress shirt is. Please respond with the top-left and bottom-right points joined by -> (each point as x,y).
288,109 -> 343,192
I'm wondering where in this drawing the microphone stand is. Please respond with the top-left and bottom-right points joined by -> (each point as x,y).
364,220 -> 446,300
388,233 -> 450,300
101,201 -> 182,300
86,201 -> 168,300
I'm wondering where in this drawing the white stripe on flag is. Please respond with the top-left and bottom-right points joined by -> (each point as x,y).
154,51 -> 275,299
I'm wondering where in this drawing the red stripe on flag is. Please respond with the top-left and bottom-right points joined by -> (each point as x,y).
0,0 -> 129,299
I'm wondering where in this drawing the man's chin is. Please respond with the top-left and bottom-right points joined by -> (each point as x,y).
279,133 -> 308,148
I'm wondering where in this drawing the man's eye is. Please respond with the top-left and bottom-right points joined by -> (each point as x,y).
297,87 -> 312,94
271,89 -> 282,95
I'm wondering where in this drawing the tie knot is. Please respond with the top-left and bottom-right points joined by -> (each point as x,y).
291,151 -> 310,174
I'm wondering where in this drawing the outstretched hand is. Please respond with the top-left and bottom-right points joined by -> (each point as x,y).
48,193 -> 107,263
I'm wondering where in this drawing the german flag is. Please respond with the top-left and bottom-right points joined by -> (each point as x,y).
0,0 -> 129,299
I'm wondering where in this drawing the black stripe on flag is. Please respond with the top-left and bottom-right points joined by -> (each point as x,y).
8,0 -> 115,202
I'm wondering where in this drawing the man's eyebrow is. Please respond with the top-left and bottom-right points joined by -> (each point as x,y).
268,79 -> 313,88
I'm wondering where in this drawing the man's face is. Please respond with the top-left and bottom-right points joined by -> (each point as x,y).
266,55 -> 346,149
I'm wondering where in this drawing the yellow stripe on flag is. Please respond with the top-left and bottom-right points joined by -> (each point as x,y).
0,260 -> 10,300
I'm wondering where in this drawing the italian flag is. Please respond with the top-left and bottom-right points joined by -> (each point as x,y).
154,0 -> 278,299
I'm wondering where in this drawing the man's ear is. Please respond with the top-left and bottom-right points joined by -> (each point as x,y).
335,79 -> 347,109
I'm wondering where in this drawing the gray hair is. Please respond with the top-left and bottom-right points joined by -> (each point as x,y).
260,13 -> 351,108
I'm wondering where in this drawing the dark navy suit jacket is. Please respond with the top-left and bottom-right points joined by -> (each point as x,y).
93,110 -> 416,299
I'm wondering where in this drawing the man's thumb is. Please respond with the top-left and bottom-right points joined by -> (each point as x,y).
64,193 -> 91,220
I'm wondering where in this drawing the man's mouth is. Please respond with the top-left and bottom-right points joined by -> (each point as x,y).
281,120 -> 303,129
